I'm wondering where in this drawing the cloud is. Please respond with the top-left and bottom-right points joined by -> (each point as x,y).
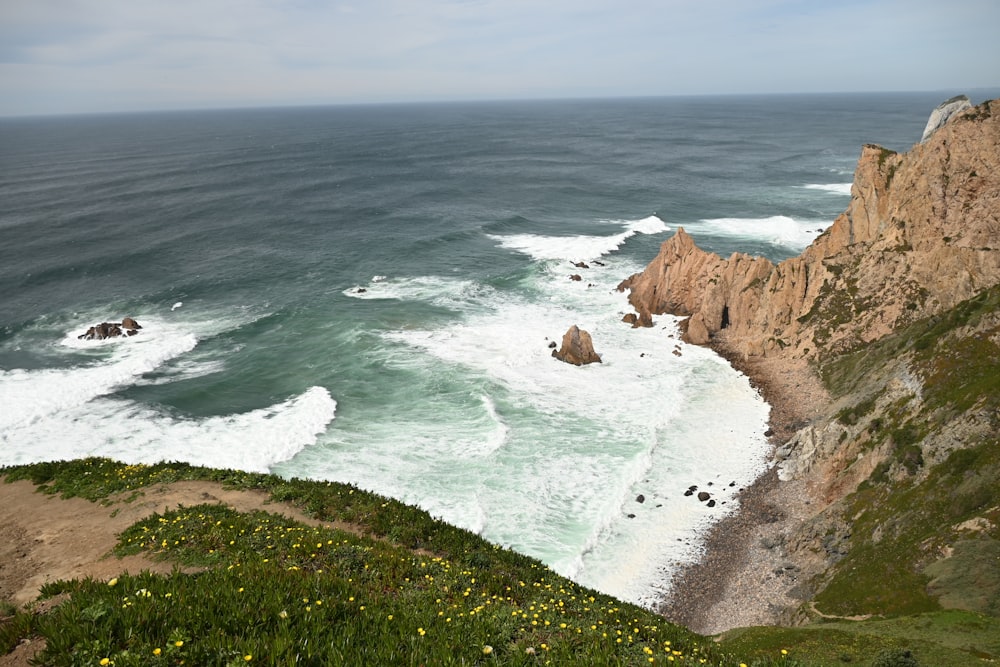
1,0 -> 998,115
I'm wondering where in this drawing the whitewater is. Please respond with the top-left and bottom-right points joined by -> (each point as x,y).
0,94 -> 950,607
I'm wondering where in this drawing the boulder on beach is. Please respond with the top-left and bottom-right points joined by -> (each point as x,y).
552,325 -> 602,366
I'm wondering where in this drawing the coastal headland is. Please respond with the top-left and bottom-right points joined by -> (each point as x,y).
623,96 -> 1000,634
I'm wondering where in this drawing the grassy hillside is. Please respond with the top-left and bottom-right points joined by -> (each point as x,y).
705,284 -> 1000,666
1,458 -> 781,666
813,284 -> 1000,620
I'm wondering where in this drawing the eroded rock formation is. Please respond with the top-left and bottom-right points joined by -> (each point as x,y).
921,94 -> 971,142
648,98 -> 1000,632
552,325 -> 602,365
619,98 -> 1000,361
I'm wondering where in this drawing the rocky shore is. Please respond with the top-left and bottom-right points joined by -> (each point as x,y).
659,351 -> 827,634
645,96 -> 1000,634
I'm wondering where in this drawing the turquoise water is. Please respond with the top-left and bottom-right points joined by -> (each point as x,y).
0,92 -> 963,606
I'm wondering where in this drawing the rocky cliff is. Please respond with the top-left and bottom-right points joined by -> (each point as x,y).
620,98 -> 1000,361
637,98 -> 1000,631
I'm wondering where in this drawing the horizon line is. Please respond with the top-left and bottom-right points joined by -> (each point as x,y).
3,87 -> 998,121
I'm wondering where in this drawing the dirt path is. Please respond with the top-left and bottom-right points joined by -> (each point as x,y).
0,479 -> 347,608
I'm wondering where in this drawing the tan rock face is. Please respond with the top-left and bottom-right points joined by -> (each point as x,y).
619,99 -> 1000,361
552,325 -> 602,365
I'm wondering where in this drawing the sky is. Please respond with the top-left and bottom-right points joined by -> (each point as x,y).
1,0 -> 998,116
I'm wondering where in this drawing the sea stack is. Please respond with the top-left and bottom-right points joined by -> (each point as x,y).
552,325 -> 602,365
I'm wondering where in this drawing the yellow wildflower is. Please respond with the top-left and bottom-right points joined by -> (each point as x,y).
482,645 -> 493,655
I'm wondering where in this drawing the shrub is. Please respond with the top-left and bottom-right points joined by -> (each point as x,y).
871,647 -> 919,667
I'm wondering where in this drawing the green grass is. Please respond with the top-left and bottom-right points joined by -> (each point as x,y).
806,286 -> 1000,623
719,610 -> 1000,666
3,459 -> 803,666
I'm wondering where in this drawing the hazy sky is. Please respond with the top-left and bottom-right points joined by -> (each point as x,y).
2,0 -> 998,116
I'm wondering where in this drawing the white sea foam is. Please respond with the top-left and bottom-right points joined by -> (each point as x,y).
480,394 -> 510,457
691,215 -> 827,251
133,358 -> 228,385
296,248 -> 770,607
343,275 -> 495,312
0,312 -> 337,473
0,387 -> 336,472
802,183 -> 853,195
0,318 -> 198,432
489,214 -> 668,261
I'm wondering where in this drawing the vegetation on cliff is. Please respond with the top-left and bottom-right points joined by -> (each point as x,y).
616,97 -> 1000,665
810,283 -> 1000,619
1,458 -> 794,666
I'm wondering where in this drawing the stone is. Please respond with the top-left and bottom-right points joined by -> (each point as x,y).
78,322 -> 123,340
920,95 -> 971,143
622,313 -> 638,325
552,325 -> 602,366
78,317 -> 145,340
573,261 -> 590,269
697,491 -> 711,502
636,494 -> 645,503
617,97 -> 1000,362
569,274 -> 582,281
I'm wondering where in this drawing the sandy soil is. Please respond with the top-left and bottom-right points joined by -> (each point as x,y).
0,478 -> 345,666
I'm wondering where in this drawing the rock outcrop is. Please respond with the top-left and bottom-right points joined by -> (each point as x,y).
647,98 -> 1000,632
552,325 -> 602,365
920,94 -> 971,142
619,98 -> 1000,361
78,318 -> 142,340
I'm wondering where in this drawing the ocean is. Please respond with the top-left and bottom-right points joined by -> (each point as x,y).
0,92 -> 967,607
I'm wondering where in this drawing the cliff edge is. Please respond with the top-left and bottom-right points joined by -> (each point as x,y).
637,98 -> 1000,634
620,98 -> 999,361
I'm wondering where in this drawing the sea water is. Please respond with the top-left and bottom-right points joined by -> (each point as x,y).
0,92 -> 972,607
